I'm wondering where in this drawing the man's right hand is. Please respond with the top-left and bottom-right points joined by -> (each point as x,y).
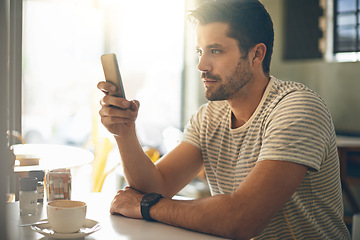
97,81 -> 140,137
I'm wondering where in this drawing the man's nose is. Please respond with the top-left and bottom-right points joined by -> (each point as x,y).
197,55 -> 212,73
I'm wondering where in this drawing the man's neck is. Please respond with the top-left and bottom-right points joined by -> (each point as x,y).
227,74 -> 270,129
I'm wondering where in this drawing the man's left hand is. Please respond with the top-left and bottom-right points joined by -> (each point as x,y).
110,186 -> 144,219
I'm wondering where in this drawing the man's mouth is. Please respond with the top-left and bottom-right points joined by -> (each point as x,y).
201,73 -> 221,83
202,78 -> 217,83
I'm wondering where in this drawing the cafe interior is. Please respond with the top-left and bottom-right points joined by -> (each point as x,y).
1,0 -> 360,239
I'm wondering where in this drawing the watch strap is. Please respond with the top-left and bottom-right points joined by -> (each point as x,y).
140,193 -> 163,221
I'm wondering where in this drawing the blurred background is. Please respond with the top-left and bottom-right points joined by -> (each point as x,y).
19,0 -> 207,200
22,0 -> 360,193
22,0 -> 185,151
1,0 -> 360,235
21,0 -> 360,149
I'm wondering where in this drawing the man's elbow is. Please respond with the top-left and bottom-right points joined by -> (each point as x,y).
228,230 -> 255,240
226,222 -> 264,240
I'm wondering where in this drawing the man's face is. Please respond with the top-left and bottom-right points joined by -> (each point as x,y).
196,22 -> 253,101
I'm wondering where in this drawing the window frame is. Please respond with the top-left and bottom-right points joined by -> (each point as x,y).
0,0 -> 22,236
330,0 -> 360,61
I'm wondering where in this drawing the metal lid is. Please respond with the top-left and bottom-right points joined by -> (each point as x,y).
28,170 -> 44,181
19,177 -> 37,191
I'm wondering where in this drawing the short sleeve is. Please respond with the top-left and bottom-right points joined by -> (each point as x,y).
182,104 -> 208,150
258,90 -> 333,171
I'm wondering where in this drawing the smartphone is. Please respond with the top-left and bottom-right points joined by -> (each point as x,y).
101,53 -> 126,99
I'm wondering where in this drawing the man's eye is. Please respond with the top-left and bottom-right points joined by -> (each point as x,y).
211,49 -> 221,54
196,49 -> 203,56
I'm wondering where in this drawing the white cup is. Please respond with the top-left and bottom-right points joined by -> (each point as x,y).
47,200 -> 87,233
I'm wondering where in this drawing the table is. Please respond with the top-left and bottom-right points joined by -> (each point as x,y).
6,193 -> 229,240
12,144 -> 94,172
337,136 -> 360,220
10,144 -> 94,201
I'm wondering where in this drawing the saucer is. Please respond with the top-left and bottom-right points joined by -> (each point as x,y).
31,219 -> 100,239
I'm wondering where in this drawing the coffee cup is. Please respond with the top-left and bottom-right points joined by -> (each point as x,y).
47,200 -> 87,233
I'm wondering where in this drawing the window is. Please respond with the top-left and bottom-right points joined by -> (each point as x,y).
22,0 -> 185,153
333,0 -> 360,61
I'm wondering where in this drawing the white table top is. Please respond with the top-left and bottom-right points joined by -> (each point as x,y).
12,144 -> 94,172
6,193 -> 229,240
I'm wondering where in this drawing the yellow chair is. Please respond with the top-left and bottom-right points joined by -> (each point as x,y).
88,93 -> 115,192
91,137 -> 113,192
93,146 -> 161,192
93,161 -> 121,192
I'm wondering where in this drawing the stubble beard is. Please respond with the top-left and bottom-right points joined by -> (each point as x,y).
204,58 -> 253,101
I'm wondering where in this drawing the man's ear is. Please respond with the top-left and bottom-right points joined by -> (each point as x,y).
250,43 -> 266,68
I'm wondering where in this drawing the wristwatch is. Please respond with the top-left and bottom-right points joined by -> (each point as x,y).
140,192 -> 163,221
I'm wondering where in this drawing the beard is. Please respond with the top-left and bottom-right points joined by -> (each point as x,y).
203,58 -> 253,101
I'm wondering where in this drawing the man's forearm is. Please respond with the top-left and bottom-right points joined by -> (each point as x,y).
149,195 -> 257,240
147,160 -> 308,240
114,132 -> 165,193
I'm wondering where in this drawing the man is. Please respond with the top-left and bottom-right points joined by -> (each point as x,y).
98,0 -> 351,239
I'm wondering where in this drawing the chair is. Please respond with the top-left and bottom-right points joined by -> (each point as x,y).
91,137 -> 113,192
88,97 -> 115,192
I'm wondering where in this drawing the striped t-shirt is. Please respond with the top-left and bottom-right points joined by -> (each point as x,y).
182,77 -> 351,239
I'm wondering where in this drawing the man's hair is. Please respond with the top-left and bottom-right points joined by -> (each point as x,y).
189,0 -> 274,74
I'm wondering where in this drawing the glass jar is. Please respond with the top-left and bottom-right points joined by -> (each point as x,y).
19,177 -> 38,215
28,170 -> 45,203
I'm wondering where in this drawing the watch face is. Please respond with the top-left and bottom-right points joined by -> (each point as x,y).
142,193 -> 160,202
